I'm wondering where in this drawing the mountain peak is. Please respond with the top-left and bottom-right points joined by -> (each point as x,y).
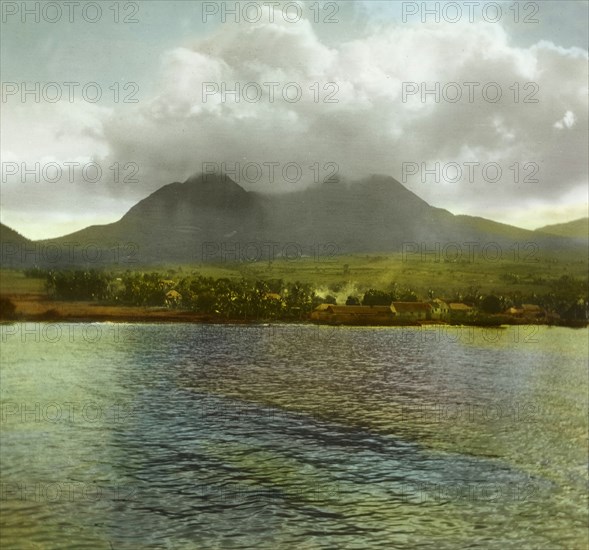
183,172 -> 246,191
7,172 -> 583,266
165,172 -> 249,198
122,173 -> 251,222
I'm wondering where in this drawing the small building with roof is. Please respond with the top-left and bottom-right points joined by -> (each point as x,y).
392,302 -> 431,321
165,289 -> 182,306
310,304 -> 397,325
448,302 -> 473,321
429,298 -> 449,320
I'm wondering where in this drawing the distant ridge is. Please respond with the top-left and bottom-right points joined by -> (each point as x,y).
0,223 -> 30,244
0,223 -> 33,267
535,218 -> 588,240
0,173 -> 585,266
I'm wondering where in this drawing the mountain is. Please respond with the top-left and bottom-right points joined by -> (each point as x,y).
2,174 -> 584,266
0,223 -> 33,267
535,218 -> 588,240
1,223 -> 30,244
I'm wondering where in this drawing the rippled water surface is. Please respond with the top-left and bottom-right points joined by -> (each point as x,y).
1,323 -> 587,549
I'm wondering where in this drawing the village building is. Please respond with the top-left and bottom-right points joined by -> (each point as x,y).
504,304 -> 545,320
428,298 -> 449,320
448,302 -> 472,312
310,304 -> 397,325
448,303 -> 473,321
311,299 -> 469,325
521,304 -> 544,319
310,303 -> 332,318
165,289 -> 182,307
392,302 -> 431,321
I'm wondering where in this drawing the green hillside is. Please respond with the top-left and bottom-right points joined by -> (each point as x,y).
536,218 -> 588,239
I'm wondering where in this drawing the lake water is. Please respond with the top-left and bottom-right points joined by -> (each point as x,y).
1,323 -> 587,549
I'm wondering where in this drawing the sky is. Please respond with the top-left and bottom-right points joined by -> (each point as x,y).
1,0 -> 587,239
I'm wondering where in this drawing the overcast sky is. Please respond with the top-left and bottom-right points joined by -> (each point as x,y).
1,0 -> 587,239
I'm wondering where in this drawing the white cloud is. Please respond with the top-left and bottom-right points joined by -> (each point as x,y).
2,16 -> 588,237
554,110 -> 576,129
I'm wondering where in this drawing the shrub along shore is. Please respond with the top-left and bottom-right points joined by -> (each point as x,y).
0,268 -> 586,327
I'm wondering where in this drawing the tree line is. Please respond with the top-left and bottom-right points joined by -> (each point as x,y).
26,268 -> 589,322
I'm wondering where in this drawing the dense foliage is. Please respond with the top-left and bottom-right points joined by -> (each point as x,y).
0,297 -> 17,319
43,269 -> 318,320
35,268 -> 588,322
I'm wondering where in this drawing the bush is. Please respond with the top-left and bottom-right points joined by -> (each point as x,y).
0,297 -> 17,319
481,295 -> 503,314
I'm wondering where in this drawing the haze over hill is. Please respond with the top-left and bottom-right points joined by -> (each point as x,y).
536,218 -> 589,240
3,3 -> 587,238
0,224 -> 30,246
1,174 -> 585,267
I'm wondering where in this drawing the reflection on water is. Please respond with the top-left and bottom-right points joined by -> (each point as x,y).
1,324 -> 587,549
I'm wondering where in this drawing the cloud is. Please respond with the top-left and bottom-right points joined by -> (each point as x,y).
554,110 -> 576,129
105,19 -> 588,209
2,14 -> 588,237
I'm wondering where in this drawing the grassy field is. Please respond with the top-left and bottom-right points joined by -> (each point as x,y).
233,254 -> 587,297
0,270 -> 46,294
2,251 -> 587,302
116,252 -> 586,300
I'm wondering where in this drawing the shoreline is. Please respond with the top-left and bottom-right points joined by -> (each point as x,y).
1,294 -> 586,328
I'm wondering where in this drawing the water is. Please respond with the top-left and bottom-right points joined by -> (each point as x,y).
1,323 -> 587,549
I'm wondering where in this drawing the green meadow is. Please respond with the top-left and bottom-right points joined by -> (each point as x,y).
3,252 -> 587,300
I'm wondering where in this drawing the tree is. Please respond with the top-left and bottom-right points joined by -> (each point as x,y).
0,297 -> 17,319
285,281 -> 315,317
45,270 -> 113,301
481,295 -> 502,314
362,289 -> 394,306
398,288 -> 418,302
196,291 -> 217,314
346,295 -> 360,305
